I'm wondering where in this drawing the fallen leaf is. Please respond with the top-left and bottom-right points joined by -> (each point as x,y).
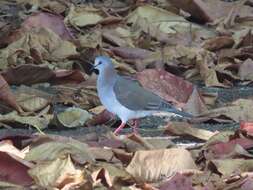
136,69 -> 194,107
0,75 -> 22,112
205,137 -> 253,159
0,27 -> 77,70
201,99 -> 253,122
211,159 -> 253,176
183,87 -> 208,116
0,111 -> 50,131
28,155 -> 84,189
25,138 -> 94,164
202,36 -> 234,51
22,12 -> 73,41
169,0 -> 253,23
126,148 -> 198,182
66,6 -> 104,27
52,69 -> 87,84
87,108 -> 114,126
239,58 -> 253,81
14,85 -> 52,112
240,121 -> 253,135
0,140 -> 25,159
110,47 -> 151,60
159,173 -> 194,190
164,122 -> 215,141
92,162 -> 134,188
1,64 -> 55,85
55,107 -> 92,128
0,151 -> 33,186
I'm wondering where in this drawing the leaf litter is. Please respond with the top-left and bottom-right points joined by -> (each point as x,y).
1,0 -> 253,189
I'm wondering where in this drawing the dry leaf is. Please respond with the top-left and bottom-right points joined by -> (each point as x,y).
0,75 -> 22,112
126,148 -> 198,182
28,155 -> 84,189
164,122 -> 215,141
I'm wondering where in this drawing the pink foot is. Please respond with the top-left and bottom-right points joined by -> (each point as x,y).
114,122 -> 126,135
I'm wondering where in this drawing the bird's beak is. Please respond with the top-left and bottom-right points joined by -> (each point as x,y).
89,64 -> 99,75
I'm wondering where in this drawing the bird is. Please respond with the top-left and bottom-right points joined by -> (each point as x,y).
91,56 -> 192,134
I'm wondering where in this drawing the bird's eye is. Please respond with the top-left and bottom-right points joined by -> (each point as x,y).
98,61 -> 102,66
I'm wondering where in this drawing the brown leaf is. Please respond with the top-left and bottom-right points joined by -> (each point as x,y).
22,12 -> 73,41
211,159 -> 253,176
126,148 -> 198,182
168,0 -> 214,23
1,64 -> 55,85
169,0 -> 252,23
0,27 -> 78,70
183,87 -> 208,116
28,155 -> 85,189
87,109 -> 115,126
110,47 -> 152,60
136,69 -> 194,107
89,147 -> 120,163
201,99 -> 253,122
239,58 -> 253,81
0,75 -> 22,112
164,122 -> 215,141
240,121 -> 253,136
52,69 -> 87,84
205,137 -> 253,159
0,151 -> 33,186
196,50 -> 225,87
202,36 -> 234,51
159,173 -> 194,190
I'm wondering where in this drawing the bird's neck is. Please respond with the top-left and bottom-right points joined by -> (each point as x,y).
98,67 -> 117,87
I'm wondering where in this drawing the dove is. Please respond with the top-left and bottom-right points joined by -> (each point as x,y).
92,56 -> 192,134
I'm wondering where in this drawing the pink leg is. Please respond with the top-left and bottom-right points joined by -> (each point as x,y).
132,119 -> 140,134
114,122 -> 126,135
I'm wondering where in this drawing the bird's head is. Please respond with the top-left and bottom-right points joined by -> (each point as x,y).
92,56 -> 114,75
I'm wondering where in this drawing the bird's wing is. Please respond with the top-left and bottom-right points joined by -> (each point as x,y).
113,76 -> 168,111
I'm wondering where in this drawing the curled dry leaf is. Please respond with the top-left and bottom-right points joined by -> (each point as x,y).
55,107 -> 92,128
22,12 -> 73,41
52,69 -> 87,84
126,148 -> 198,182
0,151 -> 33,186
0,27 -> 77,70
204,137 -> 253,159
66,6 -> 104,27
183,87 -> 208,116
159,173 -> 194,190
200,99 -> 253,122
240,121 -> 253,136
127,5 -> 187,35
1,64 -> 55,85
0,140 -> 26,159
14,85 -> 52,112
202,36 -> 234,51
239,58 -> 253,81
2,10 -> 74,45
0,111 -> 50,131
91,162 -> 135,188
169,0 -> 253,23
28,155 -> 85,189
25,139 -> 94,164
164,122 -> 215,141
211,159 -> 253,177
0,75 -> 22,112
110,47 -> 151,60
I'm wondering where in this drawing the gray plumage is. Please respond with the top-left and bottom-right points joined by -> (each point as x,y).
93,56 -> 192,133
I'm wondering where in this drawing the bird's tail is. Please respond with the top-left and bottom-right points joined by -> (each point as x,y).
165,107 -> 193,118
159,102 -> 193,118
